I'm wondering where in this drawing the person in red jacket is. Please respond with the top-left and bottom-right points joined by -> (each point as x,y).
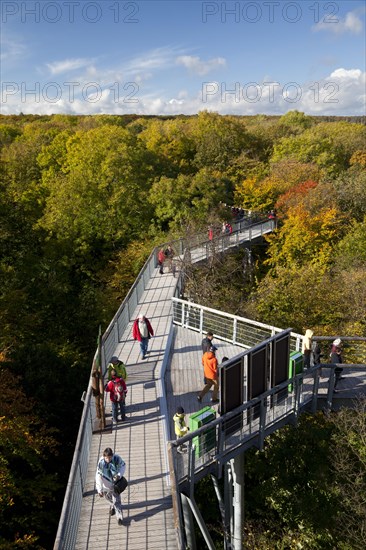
132,314 -> 154,360
197,346 -> 219,403
157,248 -> 165,275
105,370 -> 127,423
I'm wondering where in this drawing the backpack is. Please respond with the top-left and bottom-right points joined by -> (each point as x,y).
108,361 -> 127,381
113,379 -> 126,402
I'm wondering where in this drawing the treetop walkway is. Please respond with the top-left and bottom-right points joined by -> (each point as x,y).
54,216 -> 366,550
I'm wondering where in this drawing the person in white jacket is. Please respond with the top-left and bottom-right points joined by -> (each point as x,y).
95,447 -> 126,525
302,329 -> 314,369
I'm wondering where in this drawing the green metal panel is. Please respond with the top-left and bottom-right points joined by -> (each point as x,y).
189,407 -> 216,458
288,351 -> 304,392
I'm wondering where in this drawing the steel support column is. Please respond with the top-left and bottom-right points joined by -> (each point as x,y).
231,454 -> 244,550
224,463 -> 234,550
181,493 -> 196,550
211,474 -> 231,549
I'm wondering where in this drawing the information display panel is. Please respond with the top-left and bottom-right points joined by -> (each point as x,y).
220,358 -> 244,435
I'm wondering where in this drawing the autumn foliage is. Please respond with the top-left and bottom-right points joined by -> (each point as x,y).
0,111 -> 365,548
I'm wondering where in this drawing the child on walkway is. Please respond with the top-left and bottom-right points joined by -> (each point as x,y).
173,406 -> 189,453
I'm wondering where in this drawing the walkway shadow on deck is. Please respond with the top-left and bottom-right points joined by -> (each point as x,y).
173,344 -> 202,354
128,399 -> 160,412
127,361 -> 157,382
124,413 -> 162,426
128,472 -> 170,485
122,498 -> 173,525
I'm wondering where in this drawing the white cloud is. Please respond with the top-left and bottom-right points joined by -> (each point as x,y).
312,10 -> 363,34
1,68 -> 365,117
176,55 -> 226,76
1,34 -> 27,63
65,46 -> 185,86
295,68 -> 366,115
46,58 -> 95,75
123,46 -> 182,74
329,68 -> 363,80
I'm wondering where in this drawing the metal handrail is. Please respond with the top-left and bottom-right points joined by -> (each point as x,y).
171,297 -> 303,351
171,361 -> 366,487
53,380 -> 94,549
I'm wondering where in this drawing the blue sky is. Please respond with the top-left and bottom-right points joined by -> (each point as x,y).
1,0 -> 365,115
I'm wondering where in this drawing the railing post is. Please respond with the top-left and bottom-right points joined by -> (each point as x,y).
326,366 -> 336,410
182,301 -> 186,328
126,299 -> 130,323
294,376 -> 302,419
233,318 -> 237,345
259,396 -> 266,450
189,445 -> 196,500
114,321 -> 119,344
311,367 -> 320,413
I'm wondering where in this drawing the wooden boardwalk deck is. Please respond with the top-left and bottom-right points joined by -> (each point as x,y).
166,328 -> 246,437
75,267 -> 179,550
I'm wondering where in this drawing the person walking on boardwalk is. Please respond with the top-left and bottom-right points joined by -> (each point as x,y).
132,314 -> 154,360
201,331 -> 214,353
330,339 -> 344,392
302,329 -> 314,369
158,248 -> 165,275
173,406 -> 189,453
105,369 -> 127,423
164,244 -> 175,272
107,355 -> 127,381
197,346 -> 219,404
96,447 -> 126,526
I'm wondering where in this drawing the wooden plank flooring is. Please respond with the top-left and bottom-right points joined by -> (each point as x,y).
75,266 -> 179,550
166,327 -> 246,439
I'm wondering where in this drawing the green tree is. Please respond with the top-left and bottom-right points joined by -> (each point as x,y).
149,168 -> 232,229
278,110 -> 315,132
265,204 -> 347,272
335,217 -> 366,269
0,367 -> 60,549
330,399 -> 366,550
192,111 -> 252,171
1,123 -> 58,220
38,125 -> 155,256
139,117 -> 196,176
271,122 -> 366,177
333,166 -> 366,222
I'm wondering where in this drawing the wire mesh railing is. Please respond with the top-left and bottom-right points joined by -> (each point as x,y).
53,386 -> 95,549
172,297 -> 303,351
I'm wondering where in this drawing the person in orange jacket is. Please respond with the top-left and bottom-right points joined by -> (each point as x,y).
197,346 -> 219,403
